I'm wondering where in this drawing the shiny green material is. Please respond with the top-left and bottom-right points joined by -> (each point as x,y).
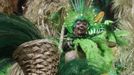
62,0 -> 128,75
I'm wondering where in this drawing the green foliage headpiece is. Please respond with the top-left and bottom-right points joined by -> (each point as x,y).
64,0 -> 96,33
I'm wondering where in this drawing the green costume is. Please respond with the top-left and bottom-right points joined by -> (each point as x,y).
58,0 -> 128,75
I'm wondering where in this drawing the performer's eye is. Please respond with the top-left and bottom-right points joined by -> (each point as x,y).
76,21 -> 81,25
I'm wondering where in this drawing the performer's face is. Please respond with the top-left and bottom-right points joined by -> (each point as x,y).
73,20 -> 88,36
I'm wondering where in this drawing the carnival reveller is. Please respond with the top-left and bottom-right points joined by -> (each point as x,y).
58,0 -> 128,75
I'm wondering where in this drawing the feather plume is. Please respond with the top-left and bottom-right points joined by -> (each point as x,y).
0,13 -> 43,58
69,0 -> 91,13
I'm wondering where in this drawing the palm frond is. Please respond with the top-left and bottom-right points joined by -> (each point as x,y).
112,0 -> 134,31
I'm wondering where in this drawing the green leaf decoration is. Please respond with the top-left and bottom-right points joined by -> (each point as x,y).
114,30 -> 129,37
107,32 -> 116,43
104,20 -> 113,25
113,30 -> 129,46
73,38 -> 114,73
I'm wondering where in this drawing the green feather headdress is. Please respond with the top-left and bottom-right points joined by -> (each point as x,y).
64,0 -> 96,34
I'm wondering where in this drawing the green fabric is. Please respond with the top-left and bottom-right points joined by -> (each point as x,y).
71,28 -> 128,74
73,32 -> 114,73
62,0 -> 128,75
58,58 -> 102,75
